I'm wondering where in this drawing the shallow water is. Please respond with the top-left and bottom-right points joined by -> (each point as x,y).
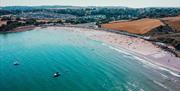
0,29 -> 180,91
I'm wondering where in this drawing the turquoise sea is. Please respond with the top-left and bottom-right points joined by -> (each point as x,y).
0,28 -> 180,91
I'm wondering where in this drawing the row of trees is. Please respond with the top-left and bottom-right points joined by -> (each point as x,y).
1,7 -> 180,20
0,19 -> 37,31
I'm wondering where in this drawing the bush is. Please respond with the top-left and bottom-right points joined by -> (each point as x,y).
175,44 -> 180,51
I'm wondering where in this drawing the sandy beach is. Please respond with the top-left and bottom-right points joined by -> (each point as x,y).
43,26 -> 180,74
4,26 -> 180,74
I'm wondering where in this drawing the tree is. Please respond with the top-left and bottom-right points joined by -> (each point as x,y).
175,44 -> 180,51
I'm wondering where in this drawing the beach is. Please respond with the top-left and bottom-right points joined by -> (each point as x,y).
43,26 -> 180,74
1,26 -> 180,91
5,26 -> 180,73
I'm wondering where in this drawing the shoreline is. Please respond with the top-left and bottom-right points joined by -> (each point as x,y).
0,25 -> 37,33
1,25 -> 180,74
101,42 -> 180,77
44,26 -> 180,74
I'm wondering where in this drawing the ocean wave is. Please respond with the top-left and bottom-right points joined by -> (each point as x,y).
102,43 -> 131,55
159,73 -> 168,79
132,56 -> 180,77
153,80 -> 168,89
127,82 -> 145,91
157,67 -> 180,78
102,42 -> 180,78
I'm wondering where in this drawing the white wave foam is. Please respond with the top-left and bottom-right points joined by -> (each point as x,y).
133,56 -> 180,77
158,67 -> 180,78
133,55 -> 180,78
153,80 -> 168,89
102,42 -> 180,78
127,82 -> 145,91
159,73 -> 168,79
102,43 -> 131,55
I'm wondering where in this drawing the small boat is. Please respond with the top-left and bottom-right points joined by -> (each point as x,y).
53,72 -> 60,77
13,61 -> 19,66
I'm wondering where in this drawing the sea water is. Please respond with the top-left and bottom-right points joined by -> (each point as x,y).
0,28 -> 180,91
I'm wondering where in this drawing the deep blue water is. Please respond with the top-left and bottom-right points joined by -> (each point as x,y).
0,28 -> 180,91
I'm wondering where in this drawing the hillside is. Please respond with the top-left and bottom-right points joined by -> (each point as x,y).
101,16 -> 180,52
161,16 -> 180,32
0,19 -> 7,27
101,16 -> 180,35
101,18 -> 165,34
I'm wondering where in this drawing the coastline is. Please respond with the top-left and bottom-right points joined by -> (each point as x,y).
0,25 -> 37,33
1,26 -> 180,75
44,26 -> 180,74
